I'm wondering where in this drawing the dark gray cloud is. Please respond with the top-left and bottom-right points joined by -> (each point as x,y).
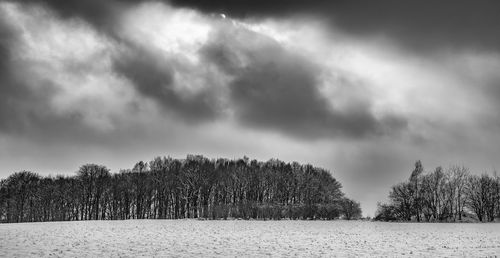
171,0 -> 500,53
22,0 -> 126,31
12,1 -> 222,124
0,22 -> 100,141
170,0 -> 322,18
0,20 -> 22,132
0,19 -> 54,133
0,3 -> 218,140
18,0 -> 410,139
2,0 -> 490,143
202,28 -> 407,139
0,12 -> 128,142
324,1 -> 500,52
113,43 -> 221,123
17,0 -> 500,54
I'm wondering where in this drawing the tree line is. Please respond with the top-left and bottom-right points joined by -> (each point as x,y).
0,155 -> 361,223
375,161 -> 500,222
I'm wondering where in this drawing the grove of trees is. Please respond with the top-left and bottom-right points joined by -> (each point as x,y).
0,155 -> 361,223
375,161 -> 500,222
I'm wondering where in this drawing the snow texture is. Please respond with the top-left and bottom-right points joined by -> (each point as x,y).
1,220 -> 499,257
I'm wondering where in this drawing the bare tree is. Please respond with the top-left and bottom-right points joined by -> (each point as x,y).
376,162 -> 500,223
464,174 -> 498,222
448,165 -> 469,220
341,198 -> 362,220
389,182 -> 413,221
409,160 -> 423,221
0,155 -> 355,223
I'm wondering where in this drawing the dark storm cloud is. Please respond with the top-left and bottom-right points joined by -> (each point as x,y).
16,0 -> 409,139
0,19 -> 20,132
0,21 -> 96,140
0,19 -> 55,133
170,0 -> 322,18
12,0 -> 222,124
201,28 -> 407,139
21,0 -> 125,31
113,43 -> 220,122
171,0 -> 500,52
18,0 -> 500,53
0,11 -> 126,141
0,1 -> 221,137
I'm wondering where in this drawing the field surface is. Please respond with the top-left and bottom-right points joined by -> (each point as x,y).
1,220 -> 499,257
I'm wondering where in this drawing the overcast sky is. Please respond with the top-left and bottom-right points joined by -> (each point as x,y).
1,0 -> 500,216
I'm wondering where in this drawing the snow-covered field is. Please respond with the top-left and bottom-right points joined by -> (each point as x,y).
1,220 -> 499,257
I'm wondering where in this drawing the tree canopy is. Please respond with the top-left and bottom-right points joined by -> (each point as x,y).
0,155 -> 361,223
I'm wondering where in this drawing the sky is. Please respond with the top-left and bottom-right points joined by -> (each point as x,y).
1,0 -> 500,216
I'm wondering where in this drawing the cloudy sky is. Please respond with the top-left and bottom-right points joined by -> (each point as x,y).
1,0 -> 500,216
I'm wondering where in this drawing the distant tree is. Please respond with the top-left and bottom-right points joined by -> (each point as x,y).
1,171 -> 41,222
448,166 -> 469,220
389,182 -> 413,221
340,198 -> 362,220
428,166 -> 448,221
483,174 -> 499,222
0,179 -> 7,221
379,161 -> 498,223
495,173 -> 500,219
374,202 -> 397,221
0,155 -> 354,223
76,164 -> 110,220
409,160 -> 423,222
466,174 -> 487,222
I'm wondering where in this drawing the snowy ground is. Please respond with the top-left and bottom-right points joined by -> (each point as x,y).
1,220 -> 499,257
